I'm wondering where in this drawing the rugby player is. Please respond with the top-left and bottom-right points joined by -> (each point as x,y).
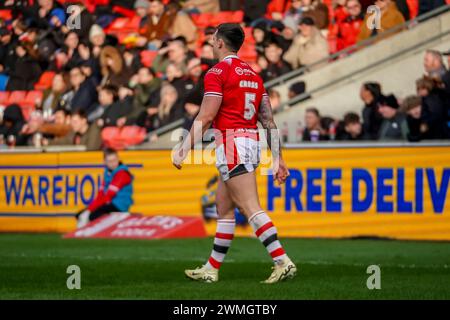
172,23 -> 296,284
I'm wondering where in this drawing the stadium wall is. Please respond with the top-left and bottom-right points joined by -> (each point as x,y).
0,144 -> 449,240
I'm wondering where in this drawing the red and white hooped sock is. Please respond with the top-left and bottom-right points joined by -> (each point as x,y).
205,219 -> 235,270
249,211 -> 287,264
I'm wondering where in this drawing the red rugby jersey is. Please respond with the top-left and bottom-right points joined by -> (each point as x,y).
203,55 -> 267,135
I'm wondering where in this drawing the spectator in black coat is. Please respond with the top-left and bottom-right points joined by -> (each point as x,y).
67,66 -> 98,114
336,112 -> 365,141
416,77 -> 450,139
260,41 -> 292,82
360,82 -> 383,140
103,85 -> 135,127
401,95 -> 427,141
0,104 -> 27,146
6,44 -> 42,91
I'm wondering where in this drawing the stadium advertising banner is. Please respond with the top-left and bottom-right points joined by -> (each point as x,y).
0,146 -> 449,240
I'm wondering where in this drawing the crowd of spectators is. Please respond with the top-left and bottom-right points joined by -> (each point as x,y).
297,49 -> 450,142
0,0 -> 449,150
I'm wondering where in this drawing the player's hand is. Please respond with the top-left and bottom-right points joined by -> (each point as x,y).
273,157 -> 289,185
172,147 -> 186,170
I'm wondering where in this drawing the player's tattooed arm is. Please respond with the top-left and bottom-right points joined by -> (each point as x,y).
258,94 -> 282,159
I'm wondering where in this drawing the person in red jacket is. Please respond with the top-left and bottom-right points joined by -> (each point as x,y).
77,148 -> 134,228
337,0 -> 364,51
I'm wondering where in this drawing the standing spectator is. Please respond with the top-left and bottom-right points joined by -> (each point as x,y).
336,112 -> 365,140
300,0 -> 330,32
302,107 -> 329,141
336,0 -> 364,51
423,50 -> 448,83
152,39 -> 190,74
377,94 -> 409,141
357,0 -> 405,42
284,17 -> 329,70
49,110 -> 102,150
360,82 -> 383,140
260,41 -> 293,82
416,77 -> 449,139
401,95 -> 427,141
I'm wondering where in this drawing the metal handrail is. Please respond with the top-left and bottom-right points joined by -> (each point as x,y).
264,4 -> 450,90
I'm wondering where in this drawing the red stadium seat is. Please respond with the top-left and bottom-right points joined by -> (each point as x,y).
140,50 -> 158,67
102,126 -> 146,150
191,13 -> 214,28
19,105 -> 35,121
7,91 -> 27,105
243,27 -> 256,44
0,10 -> 12,20
23,91 -> 44,107
34,71 -> 55,90
0,92 -> 9,106
239,44 -> 257,63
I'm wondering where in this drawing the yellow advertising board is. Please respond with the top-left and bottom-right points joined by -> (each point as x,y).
0,146 -> 449,240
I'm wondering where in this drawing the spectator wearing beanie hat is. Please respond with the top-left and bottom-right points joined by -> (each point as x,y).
377,94 -> 409,140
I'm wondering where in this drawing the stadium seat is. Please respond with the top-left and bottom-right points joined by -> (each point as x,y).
243,27 -> 256,44
140,50 -> 158,67
0,91 -> 9,105
102,126 -> 146,150
23,91 -> 43,107
239,44 -> 257,63
0,10 -> 12,21
191,13 -> 214,28
7,91 -> 27,105
34,71 -> 55,90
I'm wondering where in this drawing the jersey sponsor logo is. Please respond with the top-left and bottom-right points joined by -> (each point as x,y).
235,67 -> 256,76
239,80 -> 259,89
208,68 -> 223,75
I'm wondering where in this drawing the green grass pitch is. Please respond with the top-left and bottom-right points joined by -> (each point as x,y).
0,234 -> 449,299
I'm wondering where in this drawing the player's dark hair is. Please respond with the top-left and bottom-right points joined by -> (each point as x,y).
216,23 -> 245,53
103,147 -> 118,158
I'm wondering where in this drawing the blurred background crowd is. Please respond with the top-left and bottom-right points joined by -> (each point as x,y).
0,0 -> 449,150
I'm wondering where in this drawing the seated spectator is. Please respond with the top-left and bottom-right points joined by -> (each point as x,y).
182,0 -> 220,13
0,27 -> 14,75
283,17 -> 329,71
65,66 -> 98,114
49,110 -> 102,150
0,104 -> 27,146
140,0 -> 198,50
302,107 -> 329,141
260,41 -> 293,82
336,112 -> 366,140
377,94 -> 409,140
287,81 -> 309,105
200,42 -> 218,67
76,148 -> 134,228
337,0 -> 364,51
6,43 -> 42,91
89,85 -> 119,123
100,46 -> 133,87
183,91 -> 202,131
41,72 -> 70,116
358,0 -> 405,43
135,0 -> 151,29
360,82 -> 383,140
300,0 -> 330,32
416,77 -> 449,139
156,84 -> 185,127
185,57 -> 206,100
89,24 -> 107,58
64,31 -> 81,69
39,108 -> 72,138
152,39 -> 190,74
127,66 -> 162,124
107,85 -> 135,127
283,0 -> 304,27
